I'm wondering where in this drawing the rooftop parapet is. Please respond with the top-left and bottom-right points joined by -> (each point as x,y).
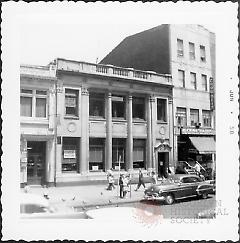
56,58 -> 172,86
20,64 -> 57,80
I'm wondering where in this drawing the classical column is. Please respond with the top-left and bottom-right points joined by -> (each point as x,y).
126,95 -> 133,170
106,92 -> 112,170
146,95 -> 153,170
80,87 -> 89,173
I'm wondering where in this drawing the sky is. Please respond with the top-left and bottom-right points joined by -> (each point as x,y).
13,2 -> 227,66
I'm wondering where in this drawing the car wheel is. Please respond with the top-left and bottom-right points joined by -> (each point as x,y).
165,194 -> 174,205
201,193 -> 208,199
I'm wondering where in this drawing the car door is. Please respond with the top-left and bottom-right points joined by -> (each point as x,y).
187,176 -> 202,196
178,177 -> 195,198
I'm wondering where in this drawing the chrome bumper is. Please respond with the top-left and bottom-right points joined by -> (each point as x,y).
144,194 -> 165,201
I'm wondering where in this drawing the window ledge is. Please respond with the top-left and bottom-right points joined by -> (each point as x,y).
64,115 -> 79,120
157,121 -> 168,124
20,118 -> 48,124
89,116 -> 106,121
133,119 -> 147,124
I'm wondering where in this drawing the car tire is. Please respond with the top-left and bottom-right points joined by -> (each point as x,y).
201,193 -> 208,199
165,194 -> 174,205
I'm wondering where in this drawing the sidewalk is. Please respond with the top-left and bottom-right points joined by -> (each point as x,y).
21,183 -> 152,210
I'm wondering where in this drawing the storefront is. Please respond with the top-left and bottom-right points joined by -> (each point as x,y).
177,127 -> 216,179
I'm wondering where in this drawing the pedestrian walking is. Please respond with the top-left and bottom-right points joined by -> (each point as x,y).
119,174 -> 124,198
152,171 -> 157,184
107,174 -> 115,190
135,169 -> 145,191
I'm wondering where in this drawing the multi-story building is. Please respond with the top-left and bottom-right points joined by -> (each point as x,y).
20,58 -> 173,186
101,24 -> 216,174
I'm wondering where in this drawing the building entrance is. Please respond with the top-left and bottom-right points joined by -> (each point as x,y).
158,152 -> 169,178
27,141 -> 46,185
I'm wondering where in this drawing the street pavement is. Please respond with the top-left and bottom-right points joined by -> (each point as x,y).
21,182 -> 151,210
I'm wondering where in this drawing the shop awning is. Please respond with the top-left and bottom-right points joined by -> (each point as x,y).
189,136 -> 215,154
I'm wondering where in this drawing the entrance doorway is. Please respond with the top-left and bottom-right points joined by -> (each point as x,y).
27,141 -> 46,185
158,152 -> 169,178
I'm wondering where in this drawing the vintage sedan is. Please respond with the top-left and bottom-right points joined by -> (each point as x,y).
144,174 -> 214,205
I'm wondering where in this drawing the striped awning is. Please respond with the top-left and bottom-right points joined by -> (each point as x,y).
189,136 -> 215,154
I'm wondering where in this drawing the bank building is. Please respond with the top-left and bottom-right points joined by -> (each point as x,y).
20,58 -> 173,186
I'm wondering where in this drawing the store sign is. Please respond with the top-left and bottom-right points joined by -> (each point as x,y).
181,127 -> 215,135
64,150 -> 76,159
66,97 -> 76,107
209,77 -> 215,110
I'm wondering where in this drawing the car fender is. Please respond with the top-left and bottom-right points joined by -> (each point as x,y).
196,184 -> 213,195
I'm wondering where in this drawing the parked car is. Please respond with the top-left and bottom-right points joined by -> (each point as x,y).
144,174 -> 214,205
20,193 -> 86,219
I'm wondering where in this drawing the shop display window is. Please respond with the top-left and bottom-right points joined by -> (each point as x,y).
112,138 -> 126,170
62,137 -> 79,172
133,139 -> 146,169
133,97 -> 145,120
89,138 -> 105,171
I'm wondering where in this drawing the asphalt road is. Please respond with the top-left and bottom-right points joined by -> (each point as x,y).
76,194 -> 215,219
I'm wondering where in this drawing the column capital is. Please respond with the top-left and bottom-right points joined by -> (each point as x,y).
168,97 -> 173,104
81,87 -> 89,96
149,95 -> 155,102
128,94 -> 133,101
107,92 -> 112,98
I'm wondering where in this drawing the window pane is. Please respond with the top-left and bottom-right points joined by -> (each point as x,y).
176,107 -> 187,126
189,42 -> 195,59
89,93 -> 105,117
178,70 -> 185,87
20,96 -> 32,117
190,72 -> 197,90
177,39 -> 184,57
133,97 -> 145,119
157,99 -> 167,122
65,89 -> 78,116
201,74 -> 207,91
133,139 -> 145,169
21,89 -> 32,94
36,90 -> 47,95
36,98 -> 46,117
202,110 -> 211,127
112,139 -> 126,170
112,96 -> 125,118
190,109 -> 199,126
200,45 -> 206,62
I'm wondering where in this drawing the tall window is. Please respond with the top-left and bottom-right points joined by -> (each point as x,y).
178,70 -> 185,88
62,137 -> 79,172
89,92 -> 105,118
133,97 -> 145,120
200,45 -> 206,62
189,42 -> 195,60
65,89 -> 79,116
177,39 -> 184,57
112,139 -> 126,170
190,72 -> 197,90
20,89 -> 47,118
112,95 -> 125,119
89,138 -> 105,171
202,110 -> 211,127
157,99 -> 167,122
176,107 -> 187,127
190,109 -> 199,126
133,139 -> 146,169
201,74 -> 208,91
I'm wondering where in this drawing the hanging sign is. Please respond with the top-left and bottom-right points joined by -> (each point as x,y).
209,77 -> 215,110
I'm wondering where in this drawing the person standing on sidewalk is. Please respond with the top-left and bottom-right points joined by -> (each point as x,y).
122,175 -> 129,198
135,169 -> 145,191
119,174 -> 124,198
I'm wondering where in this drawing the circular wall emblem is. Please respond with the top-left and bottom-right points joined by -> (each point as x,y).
67,122 -> 76,132
159,126 -> 165,135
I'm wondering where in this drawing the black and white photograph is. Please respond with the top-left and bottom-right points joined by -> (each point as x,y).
1,1 -> 239,241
